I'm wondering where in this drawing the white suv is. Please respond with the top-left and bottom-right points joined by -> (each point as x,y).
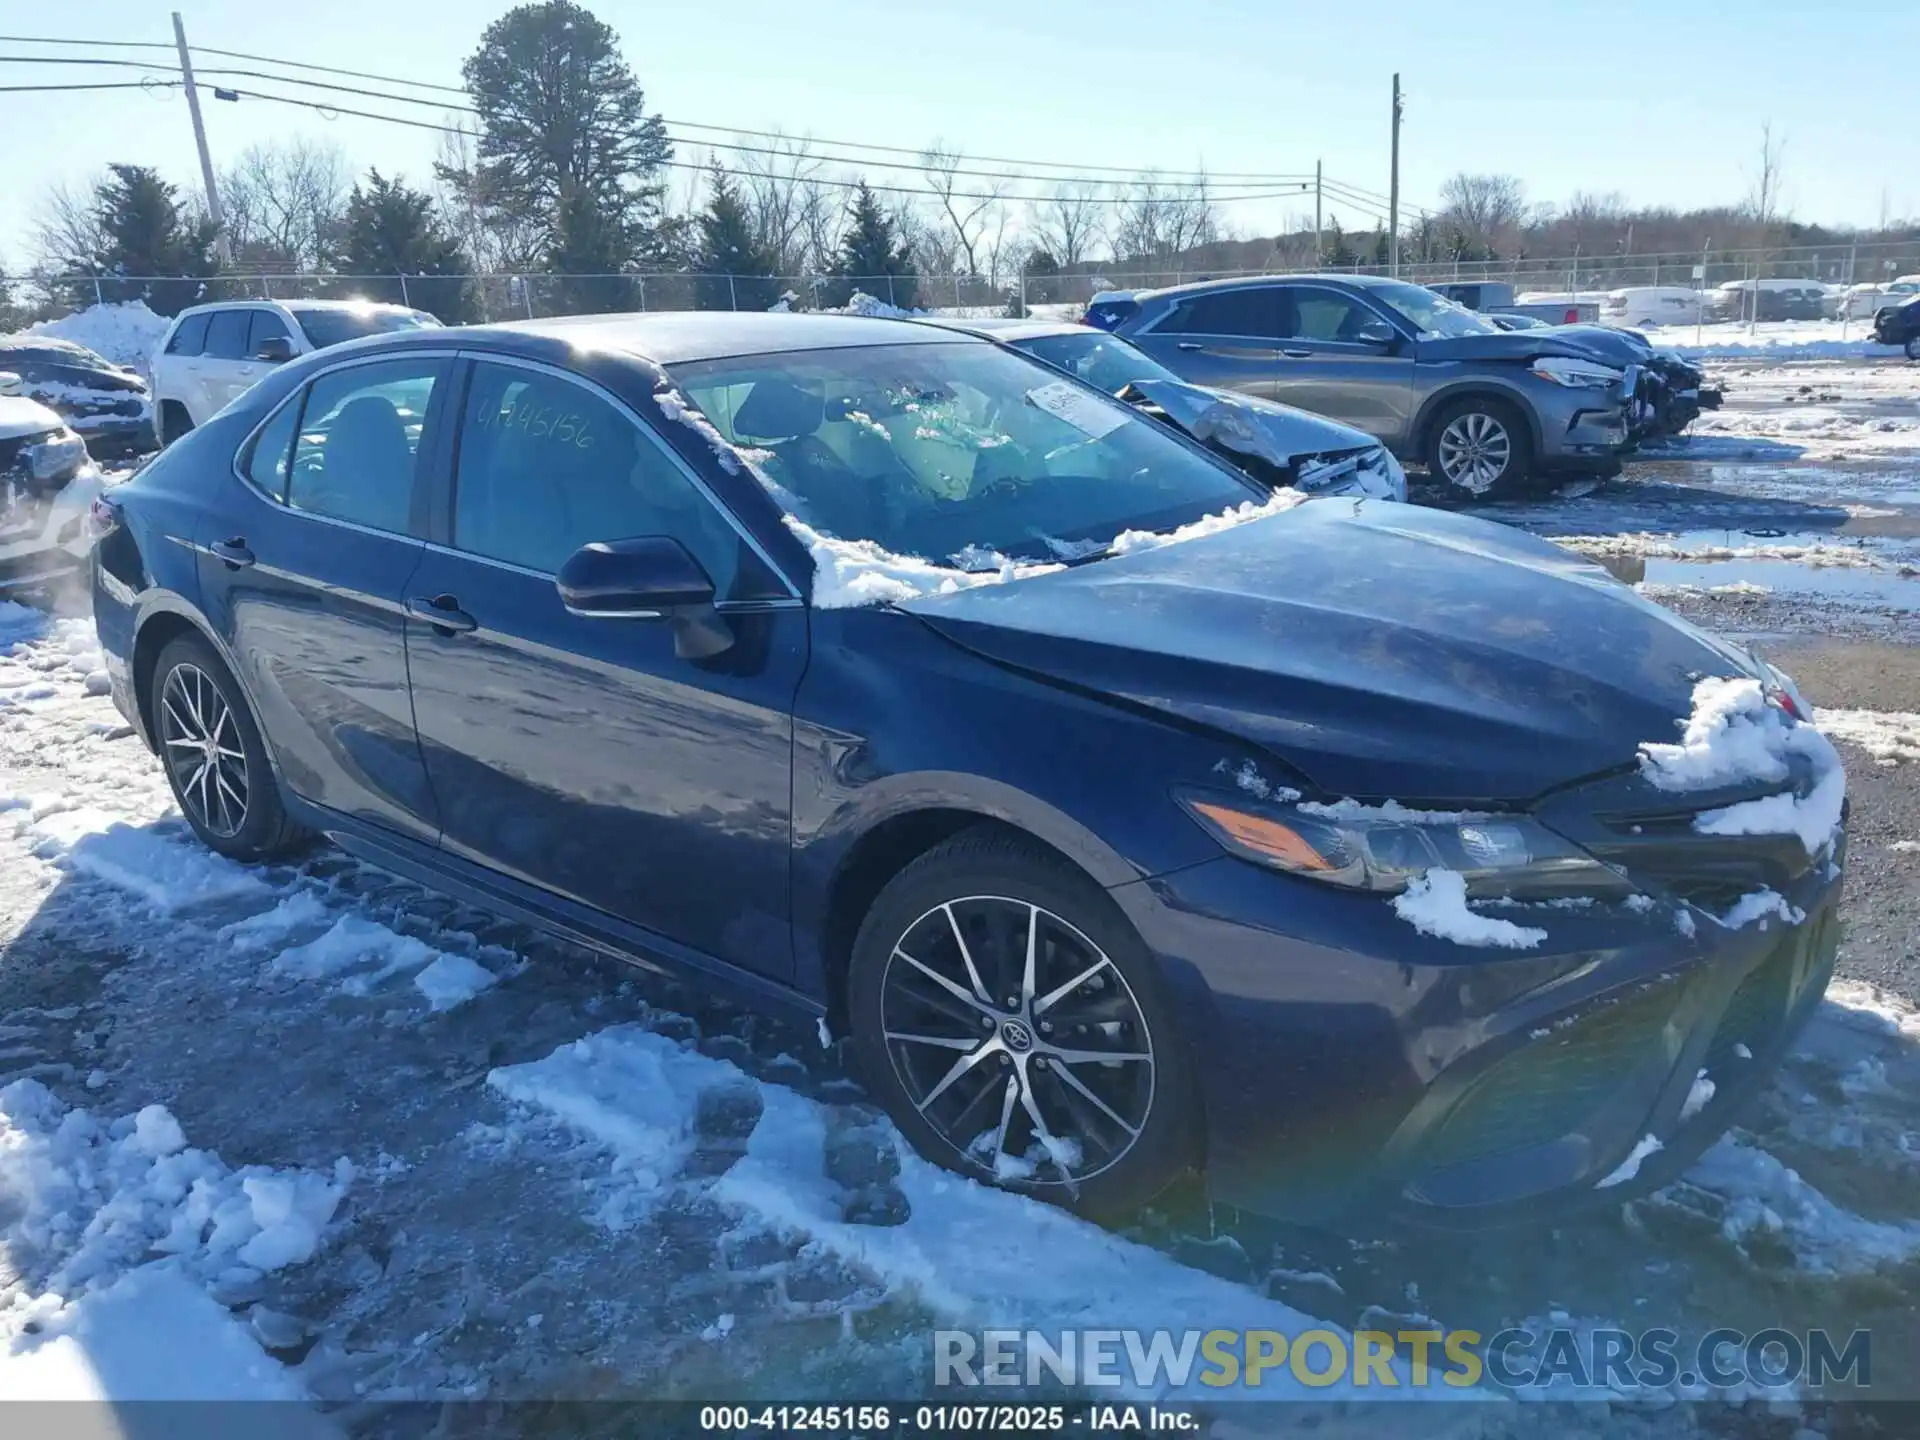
151,299 -> 440,444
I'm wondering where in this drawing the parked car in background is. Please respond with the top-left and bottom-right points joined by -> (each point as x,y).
152,299 -> 441,443
1601,287 -> 1707,327
90,311 -> 1845,1226
1842,280 -> 1920,321
1091,275 -> 1634,496
1708,280 -> 1826,323
916,316 -> 1405,500
1,390 -> 107,592
1874,295 -> 1920,359
1430,282 -> 1600,326
0,335 -> 154,461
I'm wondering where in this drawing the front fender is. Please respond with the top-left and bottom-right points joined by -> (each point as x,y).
1409,372 -> 1548,455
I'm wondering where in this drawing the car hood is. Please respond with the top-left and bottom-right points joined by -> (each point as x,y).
902,500 -> 1756,803
0,395 -> 65,441
1416,328 -> 1639,365
1124,378 -> 1399,498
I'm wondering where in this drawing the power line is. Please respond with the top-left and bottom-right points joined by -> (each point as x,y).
0,79 -> 176,93
0,32 -> 173,50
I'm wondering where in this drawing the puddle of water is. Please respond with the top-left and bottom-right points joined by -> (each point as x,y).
1625,555 -> 1920,606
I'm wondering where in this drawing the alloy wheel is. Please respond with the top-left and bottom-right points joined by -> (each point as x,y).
1437,411 -> 1513,493
158,663 -> 249,839
878,895 -> 1155,1190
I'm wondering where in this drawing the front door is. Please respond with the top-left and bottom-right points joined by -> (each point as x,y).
1128,287 -> 1288,399
197,354 -> 449,842
403,357 -> 806,979
1267,285 -> 1417,445
197,309 -> 260,417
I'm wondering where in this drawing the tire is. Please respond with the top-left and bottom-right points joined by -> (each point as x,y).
149,633 -> 307,862
1906,336 -> 1919,363
847,827 -> 1198,1218
1424,396 -> 1534,498
159,402 -> 194,448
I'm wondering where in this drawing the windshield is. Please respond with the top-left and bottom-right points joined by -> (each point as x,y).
1010,331 -> 1182,393
1367,282 -> 1501,338
669,341 -> 1258,566
293,308 -> 439,350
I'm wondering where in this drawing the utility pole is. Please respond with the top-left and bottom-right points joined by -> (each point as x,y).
173,11 -> 231,265
1388,74 -> 1403,277
1314,159 -> 1323,271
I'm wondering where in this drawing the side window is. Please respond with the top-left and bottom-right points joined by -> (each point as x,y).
453,361 -> 752,599
166,313 -> 210,356
1287,289 -> 1382,343
242,395 -> 303,501
286,359 -> 442,534
247,310 -> 292,355
1156,288 -> 1287,339
203,310 -> 252,361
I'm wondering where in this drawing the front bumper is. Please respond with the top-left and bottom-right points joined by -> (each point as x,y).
1112,829 -> 1842,1229
0,466 -> 103,591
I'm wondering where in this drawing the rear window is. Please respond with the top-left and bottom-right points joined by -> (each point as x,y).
293,308 -> 438,351
165,314 -> 210,357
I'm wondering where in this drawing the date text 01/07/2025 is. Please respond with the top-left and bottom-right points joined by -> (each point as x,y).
695,1403 -> 1201,1432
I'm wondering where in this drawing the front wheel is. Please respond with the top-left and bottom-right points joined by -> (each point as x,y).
847,829 -> 1198,1218
1425,397 -> 1534,498
150,634 -> 308,861
1906,336 -> 1920,362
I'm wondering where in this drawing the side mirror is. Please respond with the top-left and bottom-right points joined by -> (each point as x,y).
0,371 -> 21,397
556,536 -> 732,658
1355,319 -> 1398,348
255,335 -> 295,364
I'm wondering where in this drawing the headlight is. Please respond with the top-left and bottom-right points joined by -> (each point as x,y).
1530,356 -> 1626,390
1176,790 -> 1632,900
28,430 -> 88,483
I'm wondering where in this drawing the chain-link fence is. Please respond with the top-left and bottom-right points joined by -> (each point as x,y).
10,237 -> 1920,334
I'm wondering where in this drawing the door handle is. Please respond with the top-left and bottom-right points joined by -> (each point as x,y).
1176,342 -> 1203,351
1280,347 -> 1313,359
406,594 -> 478,634
209,536 -> 254,569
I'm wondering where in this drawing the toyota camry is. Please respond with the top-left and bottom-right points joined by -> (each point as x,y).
90,312 -> 1845,1226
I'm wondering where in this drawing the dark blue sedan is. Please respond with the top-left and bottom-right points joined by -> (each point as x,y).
89,313 -> 1844,1226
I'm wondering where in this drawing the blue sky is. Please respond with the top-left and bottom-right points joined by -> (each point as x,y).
3,0 -> 1915,269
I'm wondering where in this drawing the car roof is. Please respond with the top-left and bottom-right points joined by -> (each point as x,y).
486,311 -> 977,366
908,315 -> 1088,343
1129,273 -> 1404,305
172,297 -> 422,318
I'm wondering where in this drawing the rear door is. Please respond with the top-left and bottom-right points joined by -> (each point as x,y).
1128,288 -> 1288,398
197,353 -> 449,842
1266,285 -> 1416,444
197,309 -> 257,419
159,312 -> 212,420
403,355 -> 807,979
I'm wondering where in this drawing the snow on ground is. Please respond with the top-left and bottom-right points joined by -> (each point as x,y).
22,301 -> 173,375
1815,707 -> 1920,765
1654,319 -> 1905,360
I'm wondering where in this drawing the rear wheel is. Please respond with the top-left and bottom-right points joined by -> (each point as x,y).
159,402 -> 194,448
149,634 -> 307,861
847,828 -> 1197,1218
1906,336 -> 1919,362
1425,396 -> 1533,498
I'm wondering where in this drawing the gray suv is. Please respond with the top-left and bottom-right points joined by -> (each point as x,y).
1090,275 -> 1636,496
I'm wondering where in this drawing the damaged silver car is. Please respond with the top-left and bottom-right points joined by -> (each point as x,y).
913,316 -> 1406,501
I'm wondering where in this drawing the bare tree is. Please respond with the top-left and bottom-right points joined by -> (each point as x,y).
1558,190 -> 1629,254
1112,171 -> 1220,264
921,145 -> 1006,278
1744,121 -> 1788,237
1029,181 -> 1110,269
897,201 -> 959,279
32,175 -> 106,271
218,138 -> 350,271
735,131 -> 828,276
1436,173 -> 1531,256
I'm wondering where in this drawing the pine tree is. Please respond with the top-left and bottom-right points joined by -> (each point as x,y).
87,165 -> 220,315
335,170 -> 476,322
825,182 -> 917,309
548,182 -> 637,314
1319,218 -> 1357,270
1013,248 -> 1063,313
691,165 -> 781,311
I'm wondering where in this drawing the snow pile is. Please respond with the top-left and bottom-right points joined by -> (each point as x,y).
489,1027 -> 1475,1404
43,821 -> 270,914
1657,320 -> 1903,360
1684,1137 -> 1920,1276
1559,533 -> 1886,569
830,290 -> 922,319
269,913 -> 501,1010
1816,707 -> 1920,766
791,517 -> 1065,608
0,1080 -> 350,1298
1391,869 -> 1547,950
1107,486 -> 1308,557
1638,676 -> 1847,855
1716,888 -> 1804,930
24,301 -> 173,372
413,952 -> 500,1012
1596,1133 -> 1663,1189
